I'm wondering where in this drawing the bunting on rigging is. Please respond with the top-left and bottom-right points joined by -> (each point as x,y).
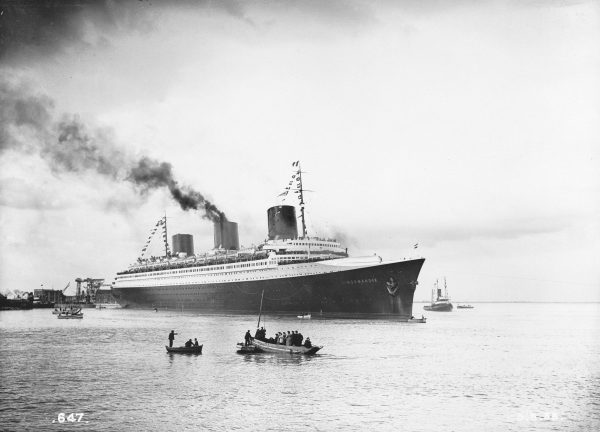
275,160 -> 308,238
138,216 -> 169,259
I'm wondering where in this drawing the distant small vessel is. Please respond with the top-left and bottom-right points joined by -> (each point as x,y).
423,278 -> 453,312
165,345 -> 203,354
54,305 -> 84,315
297,313 -> 311,319
408,316 -> 427,323
57,309 -> 83,319
457,304 -> 474,309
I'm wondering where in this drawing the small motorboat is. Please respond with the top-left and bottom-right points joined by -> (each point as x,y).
57,312 -> 83,319
165,345 -> 203,354
251,339 -> 322,355
457,304 -> 474,309
297,313 -> 311,319
408,316 -> 427,323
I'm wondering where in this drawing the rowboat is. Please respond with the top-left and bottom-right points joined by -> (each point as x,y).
252,339 -> 322,355
165,345 -> 203,354
239,290 -> 323,355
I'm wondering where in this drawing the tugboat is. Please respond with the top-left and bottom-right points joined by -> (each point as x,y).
423,278 -> 453,312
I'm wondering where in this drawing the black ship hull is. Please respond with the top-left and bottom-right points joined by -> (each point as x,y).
112,258 -> 425,319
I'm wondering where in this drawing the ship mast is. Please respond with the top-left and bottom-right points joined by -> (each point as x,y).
296,161 -> 307,239
162,213 -> 170,257
257,289 -> 264,329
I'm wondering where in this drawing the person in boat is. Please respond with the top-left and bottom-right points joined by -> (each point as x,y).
194,338 -> 199,347
294,330 -> 303,347
244,330 -> 252,346
168,330 -> 178,348
290,330 -> 298,346
286,331 -> 293,346
185,339 -> 193,348
304,337 -> 312,348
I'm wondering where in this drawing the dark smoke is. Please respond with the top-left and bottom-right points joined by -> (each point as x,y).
0,75 -> 226,221
129,157 -> 225,222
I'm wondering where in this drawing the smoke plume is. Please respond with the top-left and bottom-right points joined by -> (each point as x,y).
0,76 -> 226,222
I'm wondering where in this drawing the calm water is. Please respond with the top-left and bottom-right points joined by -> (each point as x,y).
1,303 -> 599,431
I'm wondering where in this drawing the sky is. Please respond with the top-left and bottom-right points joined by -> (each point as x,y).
0,0 -> 598,301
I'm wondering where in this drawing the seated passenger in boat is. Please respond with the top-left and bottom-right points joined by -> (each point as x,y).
304,337 -> 312,348
194,338 -> 199,347
185,339 -> 193,348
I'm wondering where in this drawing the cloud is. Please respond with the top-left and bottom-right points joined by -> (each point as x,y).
0,176 -> 67,210
0,0 -> 253,61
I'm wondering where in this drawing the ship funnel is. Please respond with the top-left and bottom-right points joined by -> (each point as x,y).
214,219 -> 239,250
172,234 -> 194,256
267,205 -> 298,240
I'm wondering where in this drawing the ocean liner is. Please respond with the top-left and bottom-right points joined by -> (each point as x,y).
111,162 -> 425,319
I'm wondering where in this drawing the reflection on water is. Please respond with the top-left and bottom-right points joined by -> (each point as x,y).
0,303 -> 599,431
240,352 -> 318,366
